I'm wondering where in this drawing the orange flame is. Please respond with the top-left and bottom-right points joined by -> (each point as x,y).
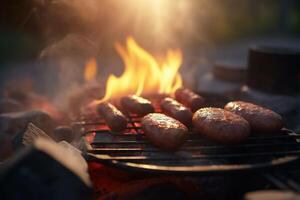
84,58 -> 98,82
97,37 -> 182,103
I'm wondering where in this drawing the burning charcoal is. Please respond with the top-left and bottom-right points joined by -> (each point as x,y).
245,190 -> 300,200
53,126 -> 74,143
0,138 -> 92,199
0,110 -> 55,136
4,79 -> 63,121
126,183 -> 187,200
0,98 -> 24,114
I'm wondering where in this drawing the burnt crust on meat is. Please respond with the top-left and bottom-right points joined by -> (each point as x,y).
175,88 -> 205,112
160,97 -> 192,126
224,101 -> 283,133
97,102 -> 127,132
142,113 -> 188,150
193,107 -> 250,144
121,95 -> 154,116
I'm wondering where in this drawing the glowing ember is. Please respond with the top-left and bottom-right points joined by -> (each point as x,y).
84,58 -> 98,82
95,36 -> 182,103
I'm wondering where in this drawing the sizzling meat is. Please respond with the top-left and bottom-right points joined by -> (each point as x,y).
193,107 -> 250,144
142,113 -> 188,151
160,97 -> 192,126
121,95 -> 154,116
175,88 -> 205,112
97,102 -> 127,132
224,101 -> 283,133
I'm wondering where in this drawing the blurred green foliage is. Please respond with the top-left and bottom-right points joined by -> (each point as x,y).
0,0 -> 299,63
191,0 -> 300,44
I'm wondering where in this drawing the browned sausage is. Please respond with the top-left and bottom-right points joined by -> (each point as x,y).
160,97 -> 192,126
120,95 -> 154,116
97,102 -> 127,131
175,88 -> 205,112
224,101 -> 283,133
193,107 -> 250,144
141,113 -> 188,150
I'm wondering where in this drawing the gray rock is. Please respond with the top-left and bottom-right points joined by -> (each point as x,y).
0,98 -> 24,114
0,110 -> 55,137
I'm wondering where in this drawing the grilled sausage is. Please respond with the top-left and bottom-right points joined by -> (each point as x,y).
175,88 -> 205,112
193,107 -> 250,144
160,97 -> 192,126
224,101 -> 283,133
121,95 -> 154,116
141,113 -> 188,150
97,102 -> 127,131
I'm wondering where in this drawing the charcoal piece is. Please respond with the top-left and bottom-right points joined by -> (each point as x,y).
133,183 -> 187,200
0,98 -> 24,114
53,126 -> 74,142
0,147 -> 92,200
0,110 -> 55,136
0,134 -> 13,161
245,190 -> 300,200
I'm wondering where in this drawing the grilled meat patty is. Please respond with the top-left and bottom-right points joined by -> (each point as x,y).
142,113 -> 188,150
224,101 -> 283,133
193,107 -> 250,144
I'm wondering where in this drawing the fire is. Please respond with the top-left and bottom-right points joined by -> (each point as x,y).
98,37 -> 182,102
84,58 -> 98,82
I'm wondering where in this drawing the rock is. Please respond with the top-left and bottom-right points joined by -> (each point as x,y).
0,98 -> 24,114
0,110 -> 55,137
53,126 -> 74,143
0,139 -> 92,199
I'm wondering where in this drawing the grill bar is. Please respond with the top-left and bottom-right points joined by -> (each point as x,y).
264,173 -> 300,192
81,106 -> 300,174
88,150 -> 300,161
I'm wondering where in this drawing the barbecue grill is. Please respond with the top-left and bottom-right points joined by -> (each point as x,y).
77,104 -> 300,185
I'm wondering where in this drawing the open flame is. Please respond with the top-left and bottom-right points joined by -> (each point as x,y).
94,36 -> 182,103
84,58 -> 98,82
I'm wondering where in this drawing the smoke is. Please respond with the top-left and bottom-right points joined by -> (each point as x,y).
39,33 -> 98,109
35,0 -> 213,110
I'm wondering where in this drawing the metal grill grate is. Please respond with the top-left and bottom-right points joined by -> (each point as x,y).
79,109 -> 300,175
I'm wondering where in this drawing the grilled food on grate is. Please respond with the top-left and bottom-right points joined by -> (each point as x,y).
97,102 -> 127,132
175,88 -> 205,112
160,97 -> 192,126
121,95 -> 154,117
193,107 -> 250,144
224,101 -> 283,133
141,113 -> 188,150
